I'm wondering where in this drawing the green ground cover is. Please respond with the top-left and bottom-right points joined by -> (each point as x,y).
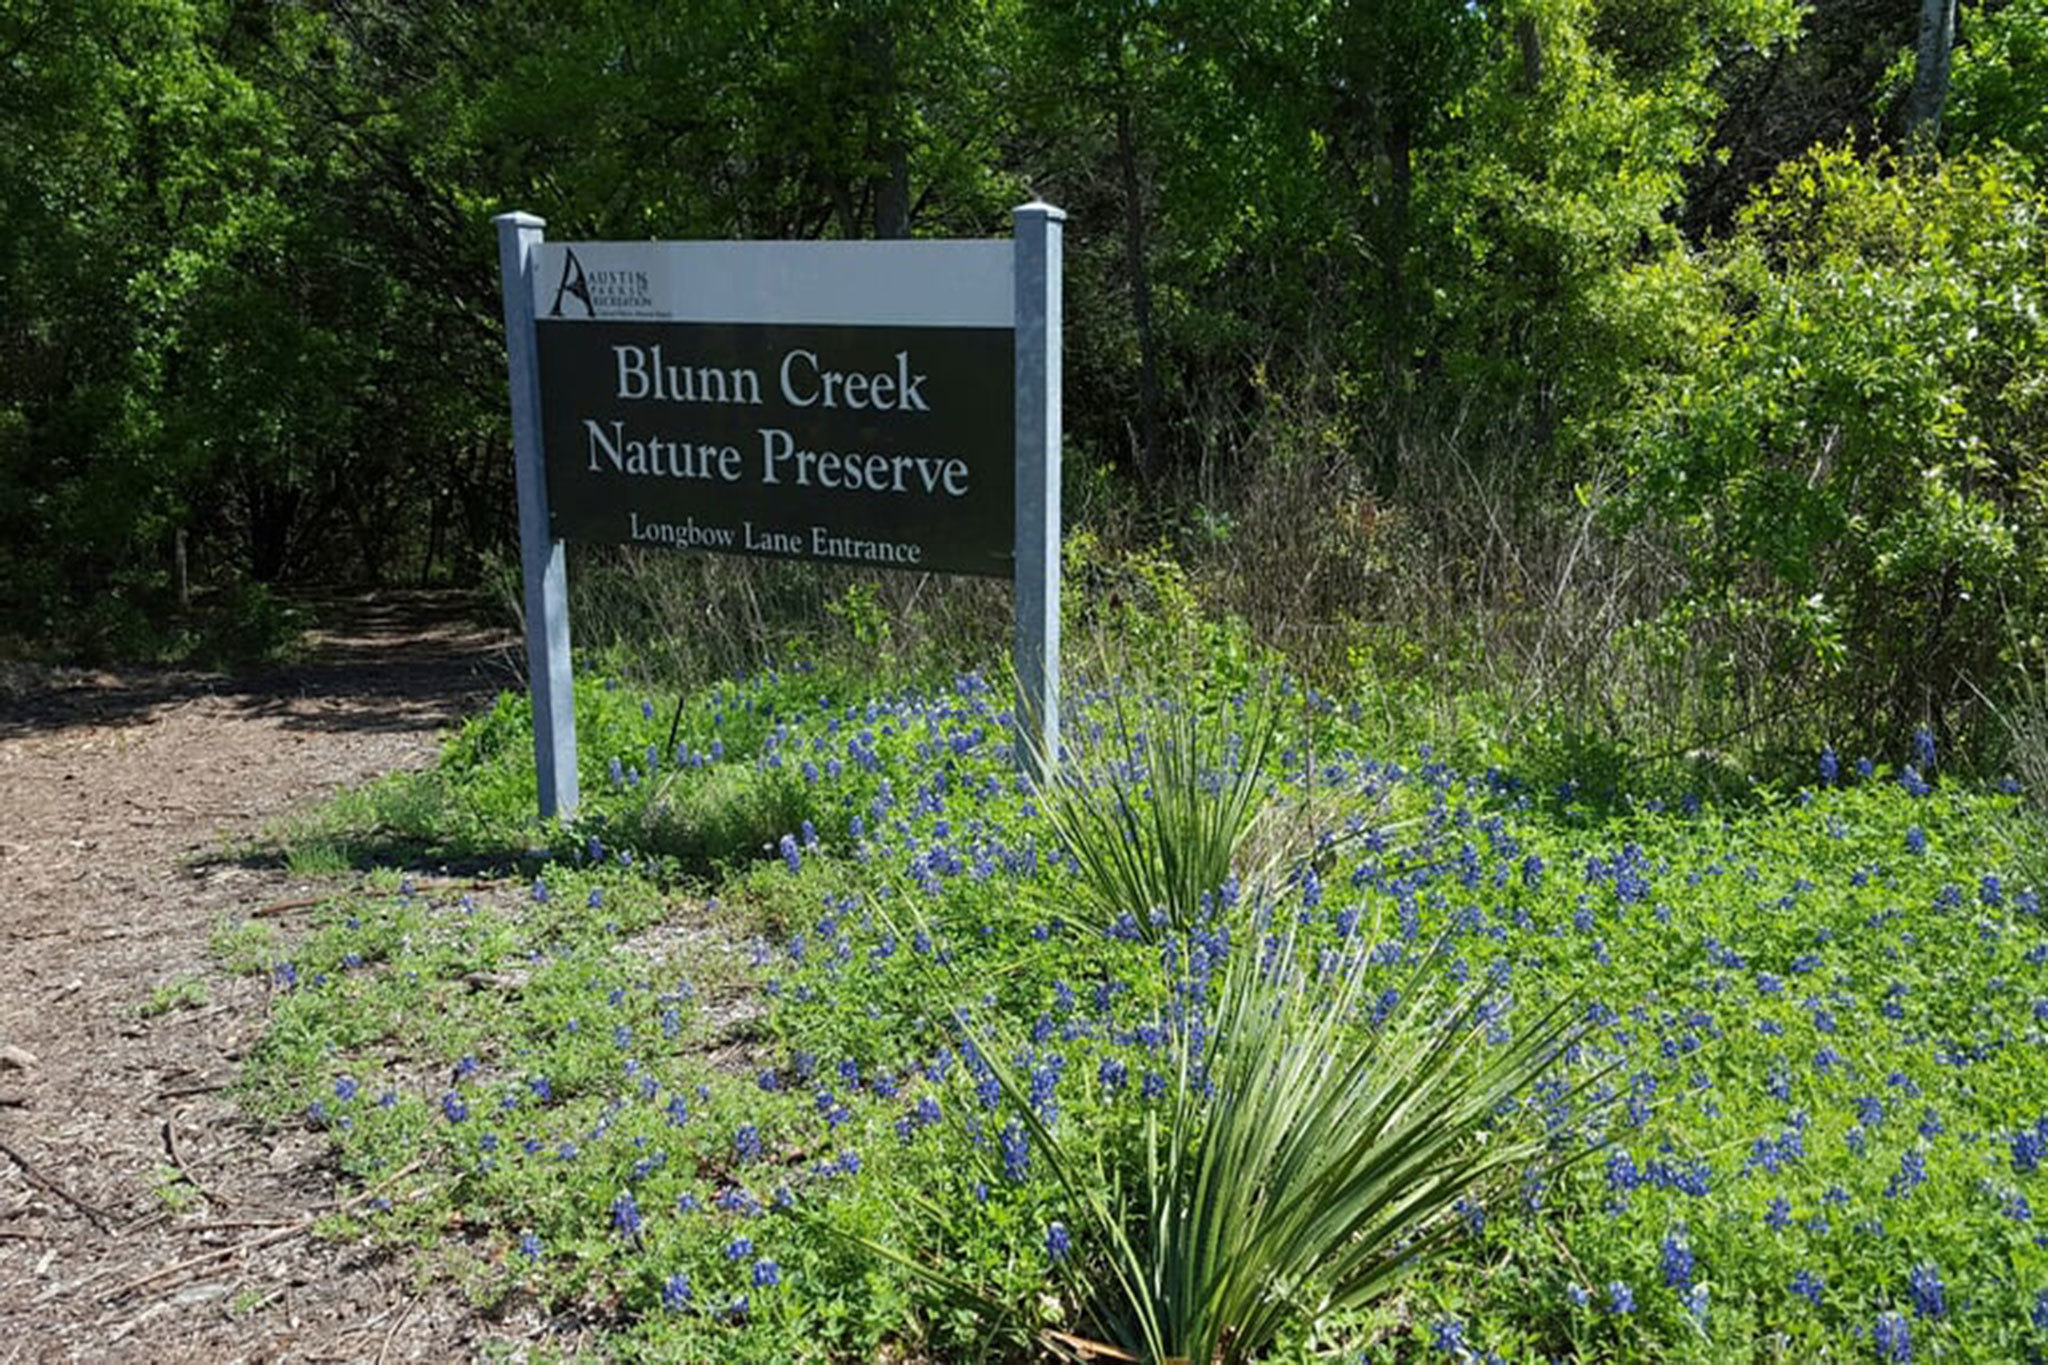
237,662 -> 2048,1361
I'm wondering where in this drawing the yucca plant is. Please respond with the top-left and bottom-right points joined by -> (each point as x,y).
1035,686 -> 1285,941
884,910 -> 1598,1364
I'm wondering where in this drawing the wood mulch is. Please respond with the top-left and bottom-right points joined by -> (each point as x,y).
0,592 -> 567,1363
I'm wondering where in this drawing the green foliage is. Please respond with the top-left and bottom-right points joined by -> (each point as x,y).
238,654 -> 2048,1361
950,917 -> 1587,1364
1607,146 -> 2048,751
1035,685 -> 1284,941
139,975 -> 211,1018
1950,0 -> 2048,174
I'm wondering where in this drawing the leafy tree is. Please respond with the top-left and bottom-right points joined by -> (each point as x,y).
1948,0 -> 2048,173
1608,147 -> 2048,752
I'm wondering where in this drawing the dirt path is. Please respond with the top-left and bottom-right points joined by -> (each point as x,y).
0,594 -> 524,1362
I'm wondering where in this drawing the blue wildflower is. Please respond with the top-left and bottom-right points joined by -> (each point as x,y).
1909,1263 -> 1946,1319
1045,1221 -> 1070,1261
1000,1120 -> 1030,1183
1874,1310 -> 1912,1362
1661,1227 -> 1694,1288
1431,1316 -> 1465,1353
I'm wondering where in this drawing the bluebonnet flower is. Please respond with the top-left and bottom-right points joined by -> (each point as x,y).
1790,1269 -> 1823,1305
1819,746 -> 1839,786
1430,1316 -> 1465,1353
1606,1281 -> 1635,1314
1660,1227 -> 1694,1288
1885,1148 -> 1928,1198
1909,1263 -> 1946,1318
610,1191 -> 641,1238
2013,1126 -> 2045,1175
1566,1284 -> 1590,1308
659,1270 -> 692,1311
441,1092 -> 468,1123
779,833 -> 802,873
753,1258 -> 780,1288
519,1232 -> 543,1261
1000,1120 -> 1030,1182
333,1076 -> 358,1102
1913,726 -> 1937,771
1874,1310 -> 1912,1362
1766,1195 -> 1792,1230
1905,825 -> 1927,856
734,1124 -> 762,1163
1041,1220 -> 1072,1262
2034,1288 -> 2048,1330
726,1235 -> 754,1259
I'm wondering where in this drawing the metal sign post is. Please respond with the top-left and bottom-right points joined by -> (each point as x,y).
495,211 -> 579,819
1012,202 -> 1063,784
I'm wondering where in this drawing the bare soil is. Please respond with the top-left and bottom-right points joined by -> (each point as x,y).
0,593 -> 538,1362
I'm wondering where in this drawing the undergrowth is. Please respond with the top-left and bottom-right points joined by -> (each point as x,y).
228,648 -> 2048,1361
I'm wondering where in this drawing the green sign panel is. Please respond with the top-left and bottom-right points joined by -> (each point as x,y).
536,320 -> 1014,577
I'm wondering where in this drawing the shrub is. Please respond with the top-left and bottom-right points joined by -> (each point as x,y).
1608,146 -> 2048,756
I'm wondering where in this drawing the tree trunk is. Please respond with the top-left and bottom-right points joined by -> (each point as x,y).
1905,0 -> 1956,143
869,21 -> 911,239
1114,75 -> 1162,484
1374,111 -> 1414,496
1516,15 -> 1543,93
874,152 -> 910,240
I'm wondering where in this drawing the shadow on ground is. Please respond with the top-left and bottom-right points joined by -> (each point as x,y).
0,590 -> 522,740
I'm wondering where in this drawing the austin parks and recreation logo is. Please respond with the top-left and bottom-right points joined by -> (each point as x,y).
548,248 -> 657,318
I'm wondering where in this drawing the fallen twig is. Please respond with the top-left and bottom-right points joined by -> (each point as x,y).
1040,1329 -> 1140,1362
100,1156 -> 427,1304
157,1081 -> 227,1100
0,1136 -> 114,1233
375,1295 -> 419,1364
252,896 -> 329,919
160,1118 -> 227,1210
